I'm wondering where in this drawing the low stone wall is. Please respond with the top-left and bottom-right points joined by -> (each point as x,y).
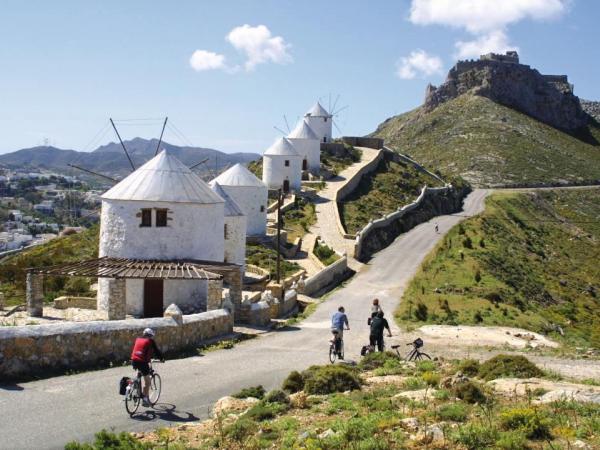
342,137 -> 384,149
334,149 -> 384,238
303,255 -> 348,296
0,309 -> 233,380
354,185 -> 471,262
383,146 -> 445,184
53,296 -> 97,310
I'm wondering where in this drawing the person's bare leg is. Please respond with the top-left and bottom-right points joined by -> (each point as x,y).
143,375 -> 150,398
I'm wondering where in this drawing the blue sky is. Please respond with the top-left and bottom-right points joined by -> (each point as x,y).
1,0 -> 598,154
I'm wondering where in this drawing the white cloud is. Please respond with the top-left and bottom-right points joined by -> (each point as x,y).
189,50 -> 227,72
454,30 -> 518,59
226,24 -> 292,71
409,0 -> 569,33
396,49 -> 444,79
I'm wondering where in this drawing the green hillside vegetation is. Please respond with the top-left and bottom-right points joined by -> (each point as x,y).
339,157 -> 444,235
397,189 -> 600,348
246,243 -> 301,279
374,94 -> 600,187
70,354 -> 600,449
0,226 -> 99,305
282,197 -> 316,241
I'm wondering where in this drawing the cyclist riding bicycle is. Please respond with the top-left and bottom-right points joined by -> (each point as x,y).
131,328 -> 164,407
331,306 -> 349,359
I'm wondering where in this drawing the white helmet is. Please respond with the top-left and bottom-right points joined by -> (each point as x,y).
143,328 -> 155,337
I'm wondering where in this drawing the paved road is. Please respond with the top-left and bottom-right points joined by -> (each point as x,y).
0,189 -> 509,449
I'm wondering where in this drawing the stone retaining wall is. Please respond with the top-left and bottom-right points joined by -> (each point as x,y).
0,309 -> 233,380
303,255 -> 349,296
342,137 -> 384,149
383,146 -> 445,184
354,185 -> 470,262
334,149 -> 384,238
53,296 -> 97,310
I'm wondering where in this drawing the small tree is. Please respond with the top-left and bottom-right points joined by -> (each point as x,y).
479,238 -> 486,248
415,302 -> 429,321
463,237 -> 473,249
475,270 -> 482,283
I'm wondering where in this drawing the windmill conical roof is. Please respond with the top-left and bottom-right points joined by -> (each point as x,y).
102,150 -> 224,204
305,101 -> 331,117
210,182 -> 244,216
263,137 -> 300,157
211,163 -> 265,187
288,119 -> 319,140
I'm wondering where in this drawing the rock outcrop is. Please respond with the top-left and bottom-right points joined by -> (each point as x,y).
581,100 -> 600,122
424,52 -> 589,132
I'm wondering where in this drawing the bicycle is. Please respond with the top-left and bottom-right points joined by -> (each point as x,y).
329,329 -> 345,363
124,361 -> 162,416
391,338 -> 431,361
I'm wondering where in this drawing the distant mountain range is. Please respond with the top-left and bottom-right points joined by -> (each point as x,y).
0,138 -> 260,180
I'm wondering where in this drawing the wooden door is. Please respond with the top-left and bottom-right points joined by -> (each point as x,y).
302,159 -> 308,170
283,179 -> 290,193
143,279 -> 164,318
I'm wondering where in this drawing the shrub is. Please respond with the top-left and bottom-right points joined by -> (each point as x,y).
416,360 -> 436,373
264,389 -> 290,405
452,424 -> 498,449
403,377 -> 426,391
474,270 -> 482,283
495,431 -> 529,450
422,371 -> 441,387
282,370 -> 304,393
499,407 -> 552,440
458,359 -> 480,377
232,385 -> 266,399
358,351 -> 400,371
473,311 -> 483,323
453,381 -> 487,404
245,401 -> 288,421
414,302 -> 429,321
225,417 -> 257,442
302,365 -> 361,395
479,239 -> 486,248
437,403 -> 468,422
65,430 -> 149,450
478,355 -> 543,381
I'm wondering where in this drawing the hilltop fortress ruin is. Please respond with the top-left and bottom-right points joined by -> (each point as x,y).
424,51 -> 589,131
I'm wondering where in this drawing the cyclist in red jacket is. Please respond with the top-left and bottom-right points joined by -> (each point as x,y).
131,328 -> 164,406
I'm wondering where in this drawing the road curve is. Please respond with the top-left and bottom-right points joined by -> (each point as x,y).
1,190 -> 491,450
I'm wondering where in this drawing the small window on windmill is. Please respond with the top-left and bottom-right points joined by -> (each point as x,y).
224,223 -> 229,240
324,117 -> 328,122
260,205 -> 265,212
140,209 -> 152,227
156,209 -> 168,227
284,160 -> 290,167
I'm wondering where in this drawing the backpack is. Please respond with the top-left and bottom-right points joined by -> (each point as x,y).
370,316 -> 384,335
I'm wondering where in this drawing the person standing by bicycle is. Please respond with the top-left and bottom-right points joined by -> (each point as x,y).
331,306 -> 349,359
131,328 -> 164,407
369,311 -> 392,352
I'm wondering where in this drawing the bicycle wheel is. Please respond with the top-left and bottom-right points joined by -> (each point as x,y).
329,343 -> 337,364
417,352 -> 432,361
125,380 -> 141,416
149,373 -> 161,405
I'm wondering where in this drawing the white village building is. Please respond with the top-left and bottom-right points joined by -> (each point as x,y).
210,163 -> 268,237
211,182 -> 246,268
304,102 -> 333,143
262,137 -> 302,193
287,119 -> 320,175
95,150 -> 244,317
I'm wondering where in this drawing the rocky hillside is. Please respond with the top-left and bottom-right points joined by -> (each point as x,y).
374,95 -> 600,187
424,54 -> 587,132
581,99 -> 600,122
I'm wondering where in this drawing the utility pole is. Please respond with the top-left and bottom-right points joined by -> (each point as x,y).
276,188 -> 283,284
